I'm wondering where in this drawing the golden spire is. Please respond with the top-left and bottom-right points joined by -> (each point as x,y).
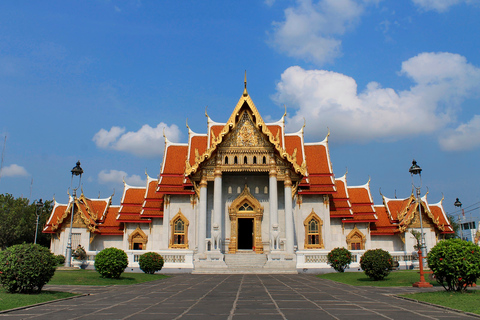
243,70 -> 248,97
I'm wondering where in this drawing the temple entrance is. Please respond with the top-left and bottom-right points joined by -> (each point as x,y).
228,186 -> 264,253
237,218 -> 254,250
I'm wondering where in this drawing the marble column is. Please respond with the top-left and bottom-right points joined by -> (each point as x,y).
269,154 -> 279,250
284,170 -> 294,254
197,172 -> 207,254
212,159 -> 222,251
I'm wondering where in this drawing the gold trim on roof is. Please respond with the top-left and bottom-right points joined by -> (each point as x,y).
185,93 -> 306,177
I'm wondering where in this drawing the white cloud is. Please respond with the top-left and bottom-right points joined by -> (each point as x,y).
0,164 -> 29,177
98,169 -> 146,187
439,115 -> 480,151
93,122 -> 182,158
412,0 -> 479,12
273,52 -> 480,146
269,0 -> 370,65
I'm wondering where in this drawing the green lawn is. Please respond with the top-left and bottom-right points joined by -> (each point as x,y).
0,291 -> 77,311
401,291 -> 480,315
0,270 -> 168,312
319,270 -> 480,315
318,270 -> 438,287
48,269 -> 168,286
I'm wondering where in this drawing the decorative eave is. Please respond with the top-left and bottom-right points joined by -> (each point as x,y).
185,91 -> 306,177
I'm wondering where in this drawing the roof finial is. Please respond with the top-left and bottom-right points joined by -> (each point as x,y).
283,105 -> 287,118
186,118 -> 190,130
243,70 -> 248,97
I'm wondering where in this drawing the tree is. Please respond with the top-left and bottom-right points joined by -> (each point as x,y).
0,194 -> 52,249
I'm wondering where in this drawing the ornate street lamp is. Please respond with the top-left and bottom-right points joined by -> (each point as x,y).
34,199 -> 43,244
454,198 -> 463,239
410,159 -> 432,287
65,161 -> 83,267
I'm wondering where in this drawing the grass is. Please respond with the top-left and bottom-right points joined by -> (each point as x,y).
318,270 -> 438,287
0,270 -> 168,312
320,270 -> 480,315
401,290 -> 480,315
0,291 -> 77,311
48,269 -> 169,286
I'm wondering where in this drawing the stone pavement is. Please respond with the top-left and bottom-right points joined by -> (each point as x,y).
1,274 -> 478,320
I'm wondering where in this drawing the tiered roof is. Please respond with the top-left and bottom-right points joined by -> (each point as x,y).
43,193 -> 123,235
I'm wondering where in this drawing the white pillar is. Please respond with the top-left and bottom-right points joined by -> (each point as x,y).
212,161 -> 222,251
269,155 -> 279,250
163,195 -> 171,249
197,173 -> 207,254
284,170 -> 294,254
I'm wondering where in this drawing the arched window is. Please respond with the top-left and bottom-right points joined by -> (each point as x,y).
225,156 -> 229,164
169,210 -> 189,249
304,210 -> 324,249
128,226 -> 148,250
234,156 -> 238,164
253,156 -> 257,164
244,156 -> 248,164
263,156 -> 267,164
346,226 -> 365,250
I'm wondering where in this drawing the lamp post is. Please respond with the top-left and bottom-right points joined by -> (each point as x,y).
34,199 -> 44,244
409,159 -> 432,288
454,198 -> 463,239
65,161 -> 83,267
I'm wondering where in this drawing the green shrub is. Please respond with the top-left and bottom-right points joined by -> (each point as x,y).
139,252 -> 164,274
360,249 -> 393,281
0,243 -> 56,293
94,247 -> 128,278
427,238 -> 480,292
327,247 -> 352,272
55,254 -> 65,265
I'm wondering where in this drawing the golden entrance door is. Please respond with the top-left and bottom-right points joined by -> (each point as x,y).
228,186 -> 264,253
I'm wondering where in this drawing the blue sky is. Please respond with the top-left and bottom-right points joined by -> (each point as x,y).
1,0 -> 479,223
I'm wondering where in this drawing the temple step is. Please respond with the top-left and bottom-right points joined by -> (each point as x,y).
224,253 -> 267,268
192,253 -> 297,274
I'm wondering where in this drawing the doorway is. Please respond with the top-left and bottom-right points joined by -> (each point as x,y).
237,218 -> 254,250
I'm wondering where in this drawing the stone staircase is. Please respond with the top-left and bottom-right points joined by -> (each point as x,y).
224,252 -> 267,272
193,252 -> 297,274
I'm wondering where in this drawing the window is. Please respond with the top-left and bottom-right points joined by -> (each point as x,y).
307,219 -> 319,245
225,156 -> 229,164
346,226 -> 365,250
173,219 -> 185,245
128,226 -> 148,250
72,233 -> 81,249
253,156 -> 257,164
304,211 -> 324,249
239,202 -> 254,211
234,156 -> 238,164
263,156 -> 267,164
244,156 -> 248,164
169,210 -> 189,249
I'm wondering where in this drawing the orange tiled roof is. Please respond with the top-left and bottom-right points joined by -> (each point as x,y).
284,135 -> 303,167
267,125 -> 283,148
371,205 -> 398,235
43,195 -> 124,235
188,135 -> 208,166
141,178 -> 164,218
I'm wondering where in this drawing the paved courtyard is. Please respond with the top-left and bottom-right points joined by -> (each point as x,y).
1,274 -> 477,319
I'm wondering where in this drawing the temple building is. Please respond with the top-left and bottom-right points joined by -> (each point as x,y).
44,79 -> 454,273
